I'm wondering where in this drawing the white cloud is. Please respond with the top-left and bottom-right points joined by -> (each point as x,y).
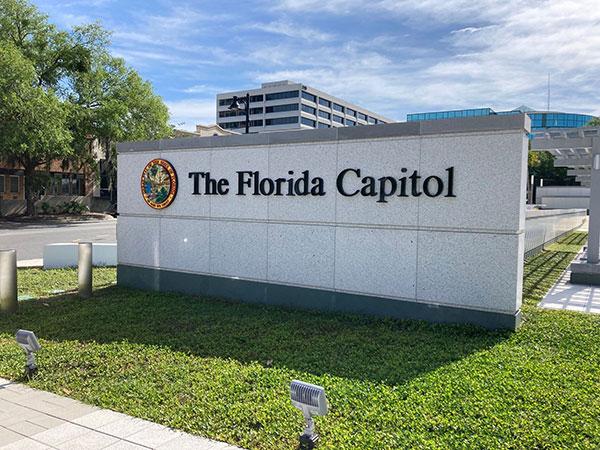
260,0 -> 600,117
166,98 -> 216,131
244,20 -> 334,41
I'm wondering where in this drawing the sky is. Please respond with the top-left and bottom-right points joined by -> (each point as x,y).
31,0 -> 600,130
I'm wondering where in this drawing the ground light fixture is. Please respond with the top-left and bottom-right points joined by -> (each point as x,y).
290,380 -> 329,449
15,329 -> 41,377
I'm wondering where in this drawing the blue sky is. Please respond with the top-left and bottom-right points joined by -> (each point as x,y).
33,0 -> 600,130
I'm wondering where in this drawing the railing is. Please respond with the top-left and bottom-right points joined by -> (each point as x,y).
524,209 -> 587,257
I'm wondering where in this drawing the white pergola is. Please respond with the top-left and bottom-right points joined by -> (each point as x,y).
531,127 -> 600,277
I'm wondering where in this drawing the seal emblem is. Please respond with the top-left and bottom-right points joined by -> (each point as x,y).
141,159 -> 177,209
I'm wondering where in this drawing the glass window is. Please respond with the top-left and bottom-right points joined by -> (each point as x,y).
9,176 -> 19,193
249,94 -> 263,102
301,104 -> 316,115
220,120 -> 263,129
219,107 -> 263,118
367,116 -> 376,124
357,112 -> 367,121
346,118 -> 356,126
317,122 -> 330,128
265,116 -> 298,126
332,103 -> 344,112
218,97 -> 234,106
265,103 -> 299,113
332,115 -> 344,124
318,110 -> 330,119
0,175 -> 4,193
301,117 -> 316,127
318,98 -> 331,108
346,108 -> 356,117
301,91 -> 316,102
265,90 -> 299,101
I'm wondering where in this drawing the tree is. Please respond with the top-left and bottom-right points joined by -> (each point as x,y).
0,44 -> 72,214
69,49 -> 171,202
0,0 -> 171,214
587,117 -> 600,126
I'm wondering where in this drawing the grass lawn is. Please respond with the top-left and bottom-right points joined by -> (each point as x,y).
1,232 -> 599,449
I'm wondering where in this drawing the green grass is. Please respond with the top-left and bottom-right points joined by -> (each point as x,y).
1,232 -> 599,449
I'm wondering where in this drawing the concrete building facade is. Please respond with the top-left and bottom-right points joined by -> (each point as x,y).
216,80 -> 393,133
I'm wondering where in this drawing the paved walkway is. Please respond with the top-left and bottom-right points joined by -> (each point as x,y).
0,378 -> 242,449
539,267 -> 600,314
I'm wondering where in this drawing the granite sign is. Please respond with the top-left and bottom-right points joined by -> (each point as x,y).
117,115 -> 530,330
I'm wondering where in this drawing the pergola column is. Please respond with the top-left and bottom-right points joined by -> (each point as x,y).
587,137 -> 600,263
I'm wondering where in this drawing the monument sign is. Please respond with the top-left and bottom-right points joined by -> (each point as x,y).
117,115 -> 530,329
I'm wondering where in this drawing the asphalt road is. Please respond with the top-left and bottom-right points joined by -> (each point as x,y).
0,219 -> 117,261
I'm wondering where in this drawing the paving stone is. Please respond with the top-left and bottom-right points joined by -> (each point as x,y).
4,419 -> 47,436
0,426 -> 24,446
72,409 -> 126,429
157,434 -> 222,450
56,430 -> 119,449
30,422 -> 91,446
0,437 -> 51,449
96,416 -> 153,439
126,423 -> 182,447
26,413 -> 66,429
103,440 -> 147,449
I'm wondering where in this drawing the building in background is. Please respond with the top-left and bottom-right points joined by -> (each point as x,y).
216,80 -> 393,133
194,124 -> 236,136
407,105 -> 596,131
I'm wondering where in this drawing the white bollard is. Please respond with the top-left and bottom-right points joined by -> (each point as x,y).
78,242 -> 93,298
0,249 -> 18,313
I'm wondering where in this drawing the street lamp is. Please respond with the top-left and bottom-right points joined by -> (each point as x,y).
228,93 -> 250,134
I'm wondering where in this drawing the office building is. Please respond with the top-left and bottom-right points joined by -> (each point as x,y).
216,80 -> 394,133
407,105 -> 596,131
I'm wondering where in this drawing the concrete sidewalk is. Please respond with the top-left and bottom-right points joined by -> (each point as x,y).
0,378 -> 242,449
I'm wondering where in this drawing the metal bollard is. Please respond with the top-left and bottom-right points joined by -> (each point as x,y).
0,249 -> 18,313
78,242 -> 93,298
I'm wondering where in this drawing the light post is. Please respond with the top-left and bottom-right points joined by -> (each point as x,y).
228,93 -> 250,134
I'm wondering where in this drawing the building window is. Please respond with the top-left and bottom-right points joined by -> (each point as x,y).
318,110 -> 330,120
301,117 -> 316,127
301,104 -> 316,115
9,176 -> 19,193
318,98 -> 331,108
332,115 -> 344,124
346,108 -> 356,117
301,91 -> 317,102
265,116 -> 298,126
218,107 -> 263,118
265,90 -> 299,101
318,122 -> 330,128
220,119 -> 263,129
346,118 -> 356,126
218,94 -> 263,106
0,175 -> 4,194
332,103 -> 344,113
265,103 -> 299,113
357,112 -> 367,121
367,116 -> 376,124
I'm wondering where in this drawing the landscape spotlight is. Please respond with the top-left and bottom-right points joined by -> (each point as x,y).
290,380 -> 329,449
15,329 -> 41,377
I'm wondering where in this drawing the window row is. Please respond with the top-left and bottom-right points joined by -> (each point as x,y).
300,90 -> 383,123
265,103 -> 298,113
218,94 -> 264,106
220,120 -> 264,129
45,173 -> 86,196
218,107 -> 264,118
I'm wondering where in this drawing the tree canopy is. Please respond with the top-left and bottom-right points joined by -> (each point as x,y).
0,0 -> 171,214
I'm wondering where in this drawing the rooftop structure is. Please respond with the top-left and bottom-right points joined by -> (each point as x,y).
216,80 -> 394,133
407,106 -> 596,131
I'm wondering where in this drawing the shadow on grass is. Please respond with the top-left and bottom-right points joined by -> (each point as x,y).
0,282 -> 509,387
